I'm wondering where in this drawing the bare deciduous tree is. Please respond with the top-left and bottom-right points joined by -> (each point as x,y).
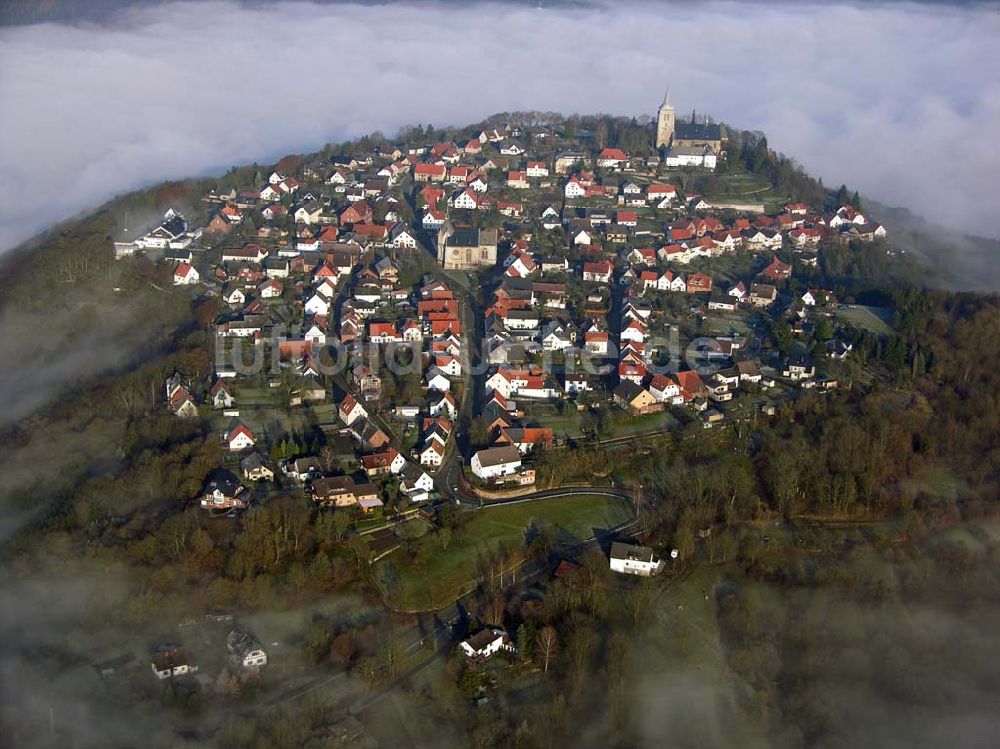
536,625 -> 559,675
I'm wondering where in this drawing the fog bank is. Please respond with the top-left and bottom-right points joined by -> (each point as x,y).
0,0 -> 998,250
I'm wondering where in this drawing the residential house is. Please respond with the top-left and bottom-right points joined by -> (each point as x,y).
419,439 -> 446,468
429,390 -> 458,419
459,628 -> 515,661
211,379 -> 235,409
609,541 -> 665,576
227,626 -> 267,671
339,395 -> 368,426
240,452 -> 274,482
686,272 -> 713,294
583,260 -> 613,283
613,381 -> 661,415
173,262 -> 200,286
760,256 -> 792,282
648,374 -> 683,404
224,422 -> 257,452
747,283 -> 777,307
150,647 -> 195,680
495,427 -> 554,454
471,445 -> 522,481
362,448 -> 406,478
352,364 -> 382,400
312,476 -> 379,508
200,469 -> 249,510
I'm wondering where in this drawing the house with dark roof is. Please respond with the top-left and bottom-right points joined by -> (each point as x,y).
610,541 -> 664,576
458,628 -> 515,660
200,469 -> 249,510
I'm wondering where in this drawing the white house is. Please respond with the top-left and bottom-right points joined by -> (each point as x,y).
304,324 -> 327,346
471,445 -> 522,481
304,292 -> 333,317
339,396 -> 368,426
426,370 -> 451,392
259,279 -> 283,299
583,331 -> 610,357
450,188 -> 481,210
400,465 -> 435,502
621,321 -> 647,345
459,628 -> 515,660
429,391 -> 458,419
173,262 -> 200,286
526,161 -> 549,178
434,355 -> 462,377
609,541 -> 665,576
647,184 -> 677,203
294,203 -> 322,225
389,224 -> 418,249
564,373 -> 594,395
420,440 -> 445,467
227,627 -> 267,671
582,261 -> 613,283
665,147 -> 717,170
224,423 -> 257,452
564,178 -> 586,199
135,209 -> 192,250
224,286 -> 248,306
648,375 -> 682,404
150,649 -> 195,680
423,210 -> 446,231
541,323 -> 573,352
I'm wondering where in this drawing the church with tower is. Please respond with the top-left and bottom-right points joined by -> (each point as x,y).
655,90 -> 676,149
656,89 -> 725,154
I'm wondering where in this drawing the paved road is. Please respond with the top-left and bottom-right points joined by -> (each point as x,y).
470,485 -> 636,507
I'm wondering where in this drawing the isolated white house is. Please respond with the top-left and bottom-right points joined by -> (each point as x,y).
459,628 -> 515,660
609,541 -> 665,576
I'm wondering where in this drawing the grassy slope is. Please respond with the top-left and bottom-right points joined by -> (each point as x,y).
376,493 -> 635,610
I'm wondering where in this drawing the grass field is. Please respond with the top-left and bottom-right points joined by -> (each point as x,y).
835,304 -> 894,334
702,312 -> 753,336
610,409 -> 678,436
374,493 -> 635,610
521,402 -> 583,438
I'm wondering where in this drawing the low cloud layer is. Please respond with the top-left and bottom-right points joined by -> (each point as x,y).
0,0 -> 998,250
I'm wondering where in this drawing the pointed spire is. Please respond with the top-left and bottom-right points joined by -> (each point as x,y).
661,88 -> 673,109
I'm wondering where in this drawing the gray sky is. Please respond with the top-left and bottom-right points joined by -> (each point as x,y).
0,0 -> 998,249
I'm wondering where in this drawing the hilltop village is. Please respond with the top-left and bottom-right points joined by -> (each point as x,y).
113,95 -> 890,532
16,89 -> 1000,747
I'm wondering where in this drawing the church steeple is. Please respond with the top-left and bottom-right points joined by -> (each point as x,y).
656,88 -> 676,149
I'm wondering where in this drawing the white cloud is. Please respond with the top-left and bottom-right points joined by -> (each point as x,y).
0,0 -> 998,249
